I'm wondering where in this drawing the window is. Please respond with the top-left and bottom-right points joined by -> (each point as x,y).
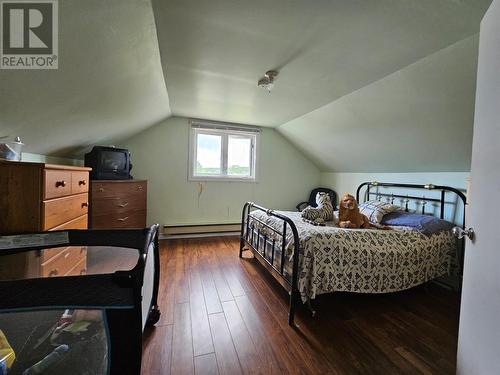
189,120 -> 259,181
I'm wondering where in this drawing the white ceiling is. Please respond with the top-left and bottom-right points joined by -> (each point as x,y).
0,0 -> 170,157
0,0 -> 492,170
153,0 -> 490,127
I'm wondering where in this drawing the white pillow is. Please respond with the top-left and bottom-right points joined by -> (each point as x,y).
358,200 -> 400,224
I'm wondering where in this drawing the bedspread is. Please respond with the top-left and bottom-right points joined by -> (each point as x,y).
247,210 -> 457,302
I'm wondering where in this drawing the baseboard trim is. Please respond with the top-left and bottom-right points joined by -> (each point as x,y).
160,231 -> 240,240
163,223 -> 240,236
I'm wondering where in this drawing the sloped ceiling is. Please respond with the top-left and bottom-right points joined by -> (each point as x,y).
153,0 -> 490,127
0,0 -> 170,157
0,0 -> 492,170
278,35 -> 478,172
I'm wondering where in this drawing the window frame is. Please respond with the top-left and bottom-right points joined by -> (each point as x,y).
188,120 -> 260,182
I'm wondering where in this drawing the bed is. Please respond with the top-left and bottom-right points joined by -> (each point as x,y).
239,182 -> 467,326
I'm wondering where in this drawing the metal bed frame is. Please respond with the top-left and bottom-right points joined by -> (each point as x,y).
239,203 -> 301,326
240,182 -> 467,326
356,182 -> 467,227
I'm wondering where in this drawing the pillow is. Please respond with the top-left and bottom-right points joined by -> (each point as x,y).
381,211 -> 454,235
357,200 -> 400,224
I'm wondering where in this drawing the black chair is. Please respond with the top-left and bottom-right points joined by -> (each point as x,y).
296,187 -> 337,211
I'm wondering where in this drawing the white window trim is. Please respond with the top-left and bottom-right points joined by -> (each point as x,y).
188,120 -> 260,182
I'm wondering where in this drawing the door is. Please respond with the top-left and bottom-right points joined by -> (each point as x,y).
457,1 -> 500,374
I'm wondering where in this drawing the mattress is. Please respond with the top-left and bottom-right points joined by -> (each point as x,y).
246,210 -> 458,302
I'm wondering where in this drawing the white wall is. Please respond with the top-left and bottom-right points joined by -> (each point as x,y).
121,117 -> 320,226
457,0 -> 500,373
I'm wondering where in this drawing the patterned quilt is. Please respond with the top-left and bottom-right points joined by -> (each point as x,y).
247,210 -> 457,302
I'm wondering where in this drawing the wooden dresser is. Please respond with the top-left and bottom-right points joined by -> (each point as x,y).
0,161 -> 91,279
90,180 -> 147,229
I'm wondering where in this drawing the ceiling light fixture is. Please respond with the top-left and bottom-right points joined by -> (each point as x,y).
258,70 -> 279,93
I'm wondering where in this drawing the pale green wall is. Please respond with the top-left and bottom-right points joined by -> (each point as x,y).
321,171 -> 469,223
322,172 -> 469,196
21,152 -> 83,166
121,117 -> 320,226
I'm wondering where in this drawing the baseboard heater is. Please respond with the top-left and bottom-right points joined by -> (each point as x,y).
162,223 -> 241,239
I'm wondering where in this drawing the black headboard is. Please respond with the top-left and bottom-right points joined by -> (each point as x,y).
356,182 -> 467,229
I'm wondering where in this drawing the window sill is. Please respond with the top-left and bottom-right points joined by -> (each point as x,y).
189,175 -> 257,183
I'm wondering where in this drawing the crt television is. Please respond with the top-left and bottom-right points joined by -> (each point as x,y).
85,146 -> 133,180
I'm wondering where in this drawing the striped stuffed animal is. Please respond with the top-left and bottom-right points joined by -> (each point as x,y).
301,192 -> 334,225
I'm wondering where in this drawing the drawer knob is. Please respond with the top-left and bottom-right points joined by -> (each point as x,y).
49,269 -> 59,277
118,202 -> 129,208
82,202 -> 89,208
138,186 -> 143,191
56,180 -> 67,188
99,187 -> 104,192
79,180 -> 87,186
117,216 -> 129,222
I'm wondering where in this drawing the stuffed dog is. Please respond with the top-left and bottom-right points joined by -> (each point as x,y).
338,193 -> 371,229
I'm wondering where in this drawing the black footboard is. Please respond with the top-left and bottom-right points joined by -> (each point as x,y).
239,202 -> 301,326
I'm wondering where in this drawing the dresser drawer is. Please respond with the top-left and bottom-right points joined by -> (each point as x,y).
91,181 -> 146,199
92,196 -> 146,215
71,171 -> 89,195
92,210 -> 146,229
49,214 -> 88,231
44,169 -> 72,199
41,246 -> 87,277
43,193 -> 89,230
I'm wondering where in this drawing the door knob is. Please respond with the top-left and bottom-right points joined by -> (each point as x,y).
452,226 -> 474,240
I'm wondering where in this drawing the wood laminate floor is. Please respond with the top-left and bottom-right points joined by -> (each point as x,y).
142,237 -> 460,375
